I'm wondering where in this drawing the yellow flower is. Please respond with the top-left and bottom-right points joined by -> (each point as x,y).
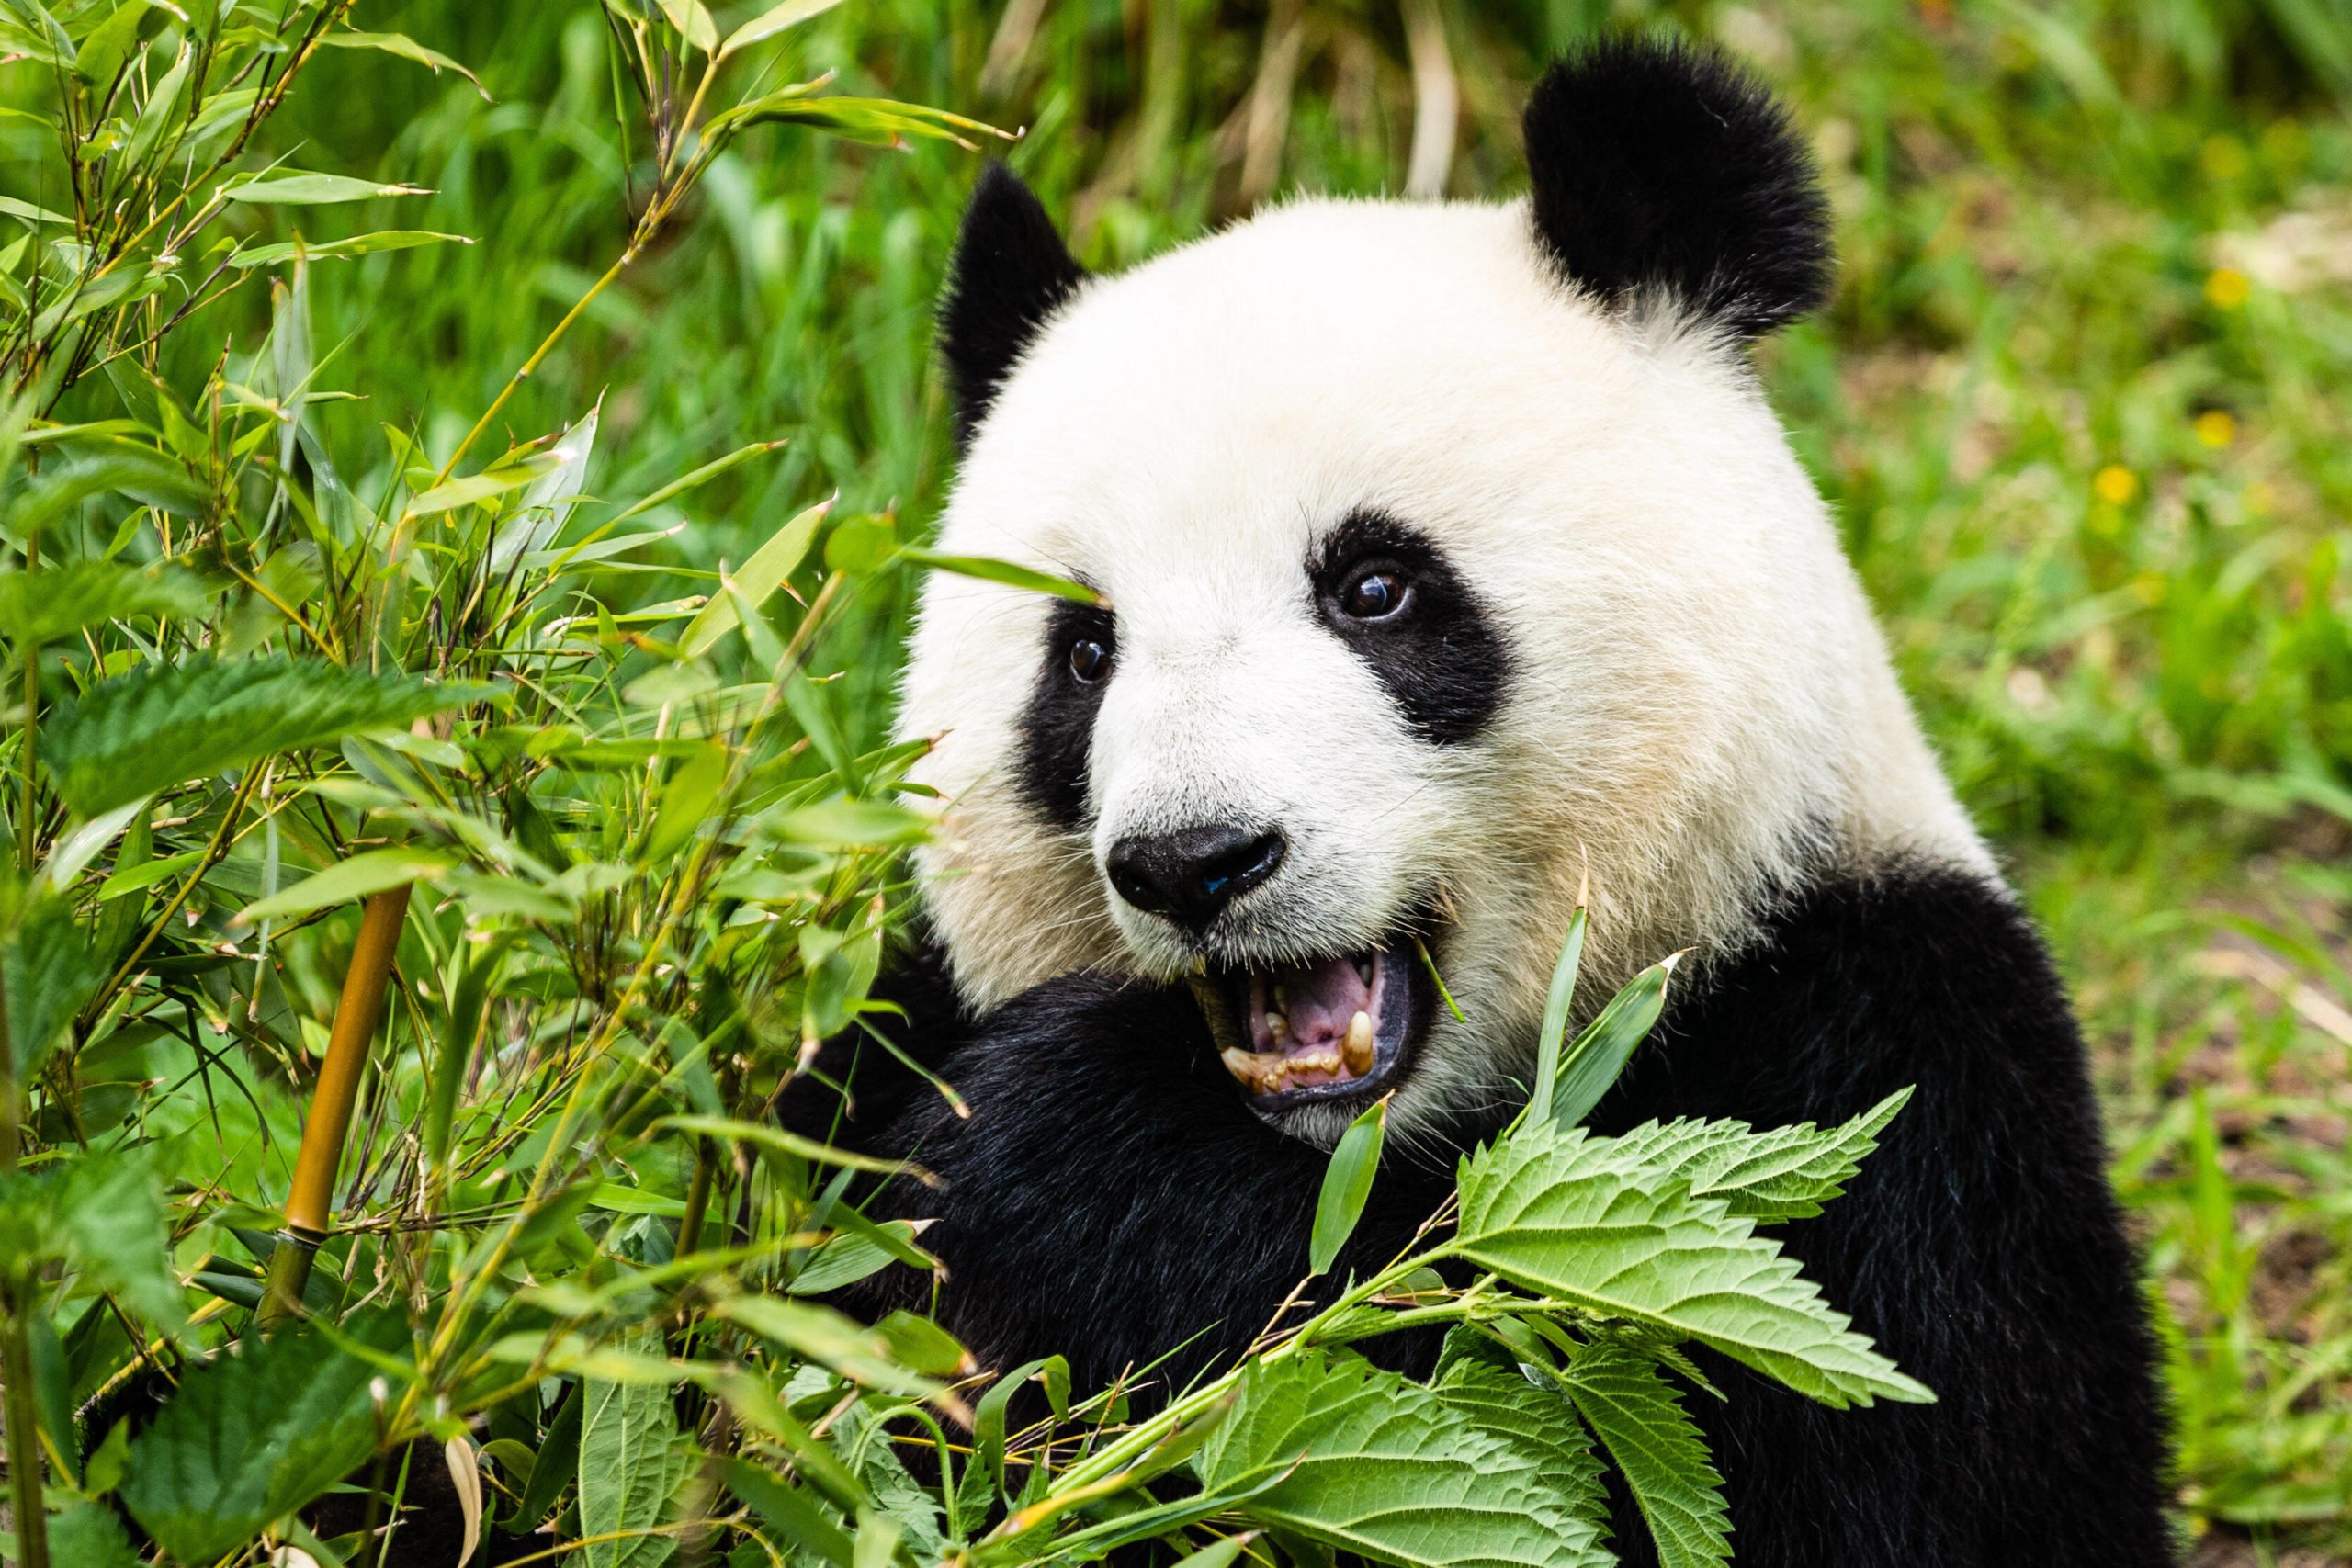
2205,267 -> 2250,309
2194,410 -> 2235,448
2094,465 -> 2138,505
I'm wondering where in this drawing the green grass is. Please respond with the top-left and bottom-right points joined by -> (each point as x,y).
6,0 -> 2349,1560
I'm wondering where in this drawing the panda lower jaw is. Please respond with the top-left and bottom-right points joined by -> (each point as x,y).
1195,942 -> 1426,1109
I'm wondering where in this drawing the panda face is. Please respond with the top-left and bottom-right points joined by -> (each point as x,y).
899,47 -> 1990,1146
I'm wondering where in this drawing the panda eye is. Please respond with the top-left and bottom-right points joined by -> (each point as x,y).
1069,637 -> 1113,683
1340,568 -> 1410,621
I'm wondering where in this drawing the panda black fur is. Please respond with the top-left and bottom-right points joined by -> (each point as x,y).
784,37 -> 2175,1568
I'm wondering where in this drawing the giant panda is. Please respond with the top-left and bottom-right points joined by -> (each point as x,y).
786,36 -> 2176,1568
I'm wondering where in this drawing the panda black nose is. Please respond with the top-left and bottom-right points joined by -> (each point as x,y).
1106,826 -> 1287,932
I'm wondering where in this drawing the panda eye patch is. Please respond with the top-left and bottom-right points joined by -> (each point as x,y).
1069,637 -> 1113,682
1339,568 -> 1410,621
1308,508 -> 1509,748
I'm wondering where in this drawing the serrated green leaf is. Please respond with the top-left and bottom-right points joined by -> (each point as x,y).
0,560 -> 210,648
0,1157 -> 180,1329
3,893 -> 106,1077
46,1500 -> 141,1568
1190,1352 -> 1610,1568
1559,1342 -> 1728,1568
1601,1089 -> 1914,1222
119,1314 -> 406,1561
1450,1118 -> 1933,1409
579,1334 -> 695,1568
40,655 -> 489,816
1310,1095 -> 1387,1276
1430,1361 -> 1613,1568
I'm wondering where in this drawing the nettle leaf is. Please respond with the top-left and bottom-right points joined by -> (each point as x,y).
40,655 -> 490,816
0,1155 -> 183,1330
3,893 -> 107,1077
0,560 -> 211,648
1191,1352 -> 1605,1568
45,1500 -> 142,1568
1430,1362 -> 1612,1568
1559,1343 -> 1729,1568
120,1314 -> 407,1562
578,1342 -> 696,1568
1450,1119 -> 1933,1409
1600,1089 -> 1914,1223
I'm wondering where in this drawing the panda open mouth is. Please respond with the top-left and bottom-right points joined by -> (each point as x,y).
1194,938 -> 1430,1109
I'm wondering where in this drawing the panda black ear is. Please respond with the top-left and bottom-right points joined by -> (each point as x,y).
1522,36 -> 1832,340
938,164 -> 1089,446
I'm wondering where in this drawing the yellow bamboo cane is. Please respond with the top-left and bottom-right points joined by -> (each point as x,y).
259,883 -> 413,1328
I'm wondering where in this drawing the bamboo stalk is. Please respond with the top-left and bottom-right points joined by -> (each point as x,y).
259,883 -> 413,1328
0,976 -> 49,1568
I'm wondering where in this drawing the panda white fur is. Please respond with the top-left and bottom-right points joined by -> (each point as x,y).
786,37 -> 2174,1567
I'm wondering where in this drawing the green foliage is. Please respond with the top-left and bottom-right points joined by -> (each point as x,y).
1191,1352 -> 1611,1568
0,0 -> 2345,1562
1308,1092 -> 1387,1276
40,656 -> 486,817
119,1317 -> 403,1562
1451,1118 -> 1933,1409
1558,1345 -> 1730,1568
577,1348 -> 696,1568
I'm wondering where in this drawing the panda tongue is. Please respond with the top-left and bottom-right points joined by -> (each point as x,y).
1276,953 -> 1373,1054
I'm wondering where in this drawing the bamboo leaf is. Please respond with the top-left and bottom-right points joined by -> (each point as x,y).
718,0 -> 846,59
224,173 -> 433,204
1526,906 -> 1587,1125
900,547 -> 1104,605
227,230 -> 473,268
1550,953 -> 1678,1128
317,30 -> 488,96
1309,1095 -> 1388,1276
232,845 -> 457,925
679,496 -> 827,655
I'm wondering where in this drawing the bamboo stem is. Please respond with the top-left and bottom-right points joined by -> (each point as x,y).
0,969 -> 48,1568
260,883 -> 413,1328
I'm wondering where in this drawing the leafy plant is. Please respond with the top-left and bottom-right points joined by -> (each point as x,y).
5,0 -> 2345,1563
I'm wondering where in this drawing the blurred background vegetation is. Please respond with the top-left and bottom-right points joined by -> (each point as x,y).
6,0 -> 2349,1561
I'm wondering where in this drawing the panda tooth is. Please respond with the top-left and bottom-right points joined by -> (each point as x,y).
1343,1010 -> 1374,1075
1221,1048 -> 1258,1086
1265,1011 -> 1290,1043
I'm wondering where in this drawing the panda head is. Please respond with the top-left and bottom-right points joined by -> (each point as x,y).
897,38 -> 1987,1146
